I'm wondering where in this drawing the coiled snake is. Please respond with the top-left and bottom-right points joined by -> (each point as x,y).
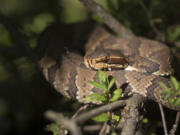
38,25 -> 180,111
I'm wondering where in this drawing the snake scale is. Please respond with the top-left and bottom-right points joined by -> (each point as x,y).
38,25 -> 180,111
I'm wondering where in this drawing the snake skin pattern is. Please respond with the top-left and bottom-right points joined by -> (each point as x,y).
38,25 -> 180,111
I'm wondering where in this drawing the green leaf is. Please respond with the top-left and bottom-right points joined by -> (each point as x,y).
92,113 -> 109,122
108,77 -> 115,90
170,76 -> 180,90
112,114 -> 120,122
85,93 -> 107,102
110,89 -> 122,102
89,80 -> 107,91
98,70 -> 108,85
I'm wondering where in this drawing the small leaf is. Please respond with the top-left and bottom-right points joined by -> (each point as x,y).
108,77 -> 115,90
85,93 -> 107,102
98,70 -> 108,85
89,81 -> 107,91
168,98 -> 175,104
170,76 -> 180,90
92,113 -> 109,122
112,114 -> 120,122
110,89 -> 122,102
142,118 -> 149,124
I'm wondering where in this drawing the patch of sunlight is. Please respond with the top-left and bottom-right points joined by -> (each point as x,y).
60,0 -> 88,23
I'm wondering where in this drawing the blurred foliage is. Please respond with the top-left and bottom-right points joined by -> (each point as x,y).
46,123 -> 62,135
23,13 -> 55,34
0,0 -> 179,135
60,0 -> 87,23
167,25 -> 180,42
0,25 -> 13,46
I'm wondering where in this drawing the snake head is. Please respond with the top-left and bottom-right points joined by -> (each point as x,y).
84,49 -> 128,71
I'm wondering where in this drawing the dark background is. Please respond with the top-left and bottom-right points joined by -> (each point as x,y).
0,0 -> 180,135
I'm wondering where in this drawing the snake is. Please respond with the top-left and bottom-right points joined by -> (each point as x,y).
38,25 -> 180,111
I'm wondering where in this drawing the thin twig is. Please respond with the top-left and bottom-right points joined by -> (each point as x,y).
83,124 -> 102,132
79,0 -> 135,39
158,104 -> 168,135
74,100 -> 126,124
72,104 -> 89,119
169,112 -> 180,135
99,122 -> 108,135
109,111 -> 115,133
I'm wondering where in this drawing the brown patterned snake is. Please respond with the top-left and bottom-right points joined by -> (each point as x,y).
38,25 -> 180,111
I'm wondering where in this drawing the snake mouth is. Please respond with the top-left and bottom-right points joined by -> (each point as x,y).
84,56 -> 128,71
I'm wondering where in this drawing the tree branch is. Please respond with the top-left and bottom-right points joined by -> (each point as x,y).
74,100 -> 126,124
121,94 -> 145,135
83,124 -> 102,132
45,99 -> 126,134
79,0 -> 135,39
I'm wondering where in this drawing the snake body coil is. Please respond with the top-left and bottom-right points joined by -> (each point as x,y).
39,25 -> 180,111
